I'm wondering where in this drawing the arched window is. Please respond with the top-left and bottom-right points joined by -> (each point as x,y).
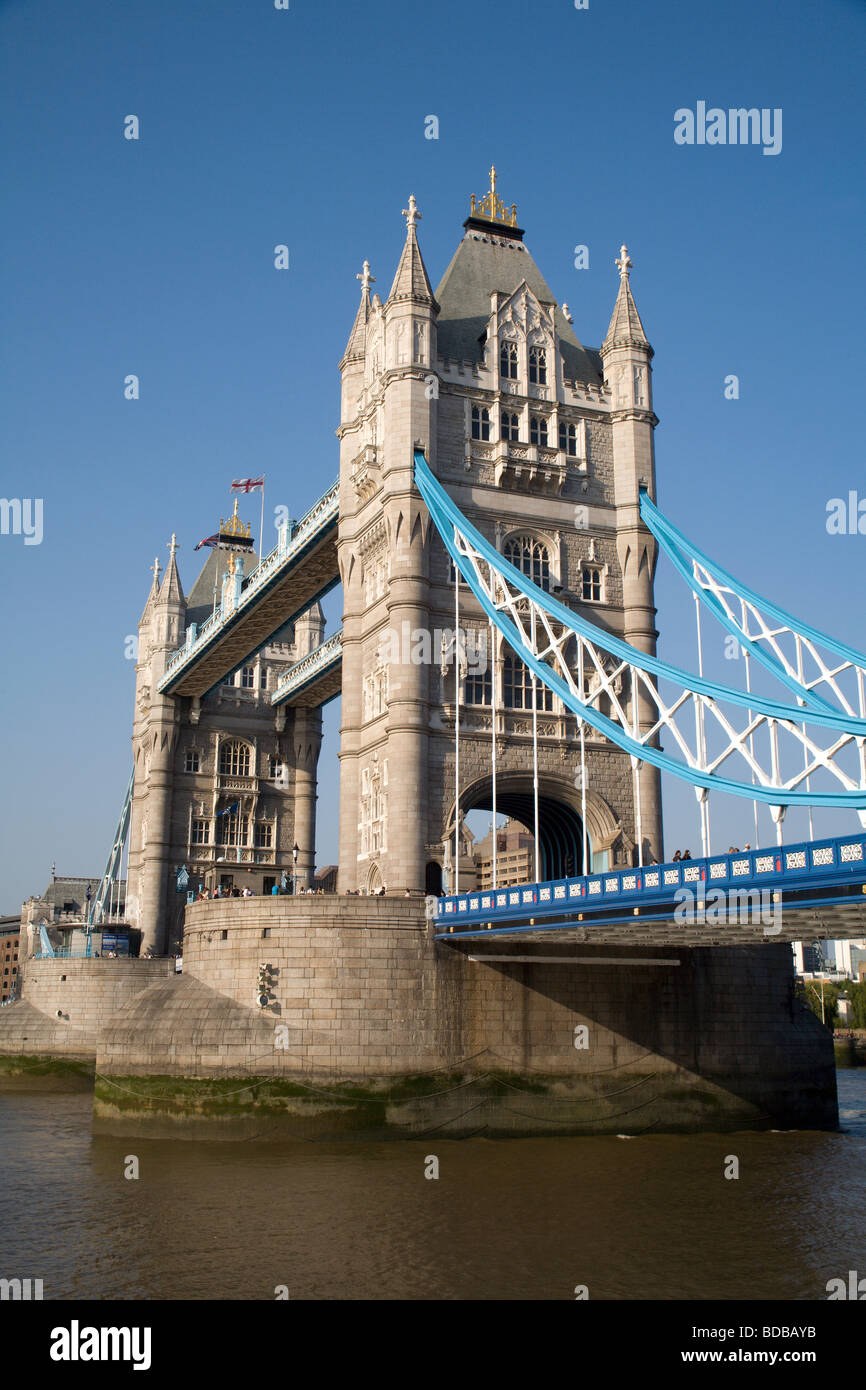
530,415 -> 548,447
501,411 -> 520,442
500,341 -> 518,379
528,346 -> 547,384
559,421 -> 577,455
219,741 -> 251,776
503,535 -> 552,592
471,405 -> 491,441
503,655 -> 553,712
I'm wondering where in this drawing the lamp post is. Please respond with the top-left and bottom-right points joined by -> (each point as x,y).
292,842 -> 299,897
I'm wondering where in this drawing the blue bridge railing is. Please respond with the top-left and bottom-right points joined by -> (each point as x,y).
435,832 -> 866,935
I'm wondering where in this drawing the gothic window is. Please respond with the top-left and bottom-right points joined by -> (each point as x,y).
241,666 -> 255,689
364,665 -> 389,721
529,347 -> 547,385
503,655 -> 553,712
501,411 -> 520,442
530,415 -> 548,447
254,822 -> 273,849
465,666 -> 492,706
500,341 -> 518,379
503,535 -> 551,592
260,667 -> 270,690
582,567 -> 602,602
191,819 -> 208,845
268,754 -> 282,779
185,750 -> 200,773
471,405 -> 491,441
218,811 -> 248,847
222,672 -> 236,688
559,421 -> 578,455
219,741 -> 251,777
364,550 -> 388,604
359,761 -> 388,856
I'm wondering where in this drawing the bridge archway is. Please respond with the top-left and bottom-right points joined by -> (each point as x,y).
447,773 -> 624,881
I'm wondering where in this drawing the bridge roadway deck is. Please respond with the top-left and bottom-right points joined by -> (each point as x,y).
434,832 -> 866,948
159,483 -> 339,698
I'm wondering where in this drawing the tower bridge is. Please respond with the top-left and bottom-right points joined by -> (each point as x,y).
4,172 -> 861,1138
105,170 -> 866,953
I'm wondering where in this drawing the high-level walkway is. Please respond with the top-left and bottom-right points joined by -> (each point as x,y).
158,481 -> 339,697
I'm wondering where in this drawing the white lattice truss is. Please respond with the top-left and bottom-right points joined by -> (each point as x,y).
449,526 -> 866,817
687,554 -> 866,720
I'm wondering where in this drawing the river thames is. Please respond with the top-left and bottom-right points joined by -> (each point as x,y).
1,1070 -> 864,1301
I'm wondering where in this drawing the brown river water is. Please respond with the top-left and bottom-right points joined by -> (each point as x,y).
1,1072 -> 864,1301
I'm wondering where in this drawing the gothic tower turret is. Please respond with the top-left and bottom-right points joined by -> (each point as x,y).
337,196 -> 439,892
128,537 -> 187,953
600,247 -> 663,860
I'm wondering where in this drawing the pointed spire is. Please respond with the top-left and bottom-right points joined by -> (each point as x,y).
343,260 -> 374,361
387,195 -> 437,306
139,557 -> 162,624
158,533 -> 185,606
603,244 -> 650,350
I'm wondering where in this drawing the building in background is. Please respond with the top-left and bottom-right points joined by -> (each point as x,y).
792,938 -> 866,980
0,918 -> 20,1001
473,818 -> 537,889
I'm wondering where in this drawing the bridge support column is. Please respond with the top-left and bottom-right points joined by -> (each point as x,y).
292,707 -> 322,890
131,722 -> 177,957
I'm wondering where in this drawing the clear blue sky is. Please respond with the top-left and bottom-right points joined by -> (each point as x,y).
1,0 -> 864,910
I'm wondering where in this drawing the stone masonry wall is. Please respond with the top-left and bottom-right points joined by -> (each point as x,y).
89,898 -> 837,1138
0,958 -> 175,1059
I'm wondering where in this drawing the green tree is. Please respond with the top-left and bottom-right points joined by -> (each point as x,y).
847,980 -> 866,1029
799,978 -> 841,1030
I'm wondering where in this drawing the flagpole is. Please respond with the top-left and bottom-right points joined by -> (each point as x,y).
258,477 -> 265,567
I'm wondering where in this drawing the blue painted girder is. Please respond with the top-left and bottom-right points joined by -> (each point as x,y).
413,450 -> 866,809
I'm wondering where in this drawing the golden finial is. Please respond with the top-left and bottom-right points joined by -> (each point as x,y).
227,552 -> 236,575
219,496 -> 252,540
468,166 -> 518,228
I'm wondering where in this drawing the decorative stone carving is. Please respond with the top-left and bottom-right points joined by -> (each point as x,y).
351,444 -> 380,501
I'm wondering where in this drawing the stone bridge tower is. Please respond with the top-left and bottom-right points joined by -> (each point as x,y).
127,518 -> 326,955
336,174 -> 663,894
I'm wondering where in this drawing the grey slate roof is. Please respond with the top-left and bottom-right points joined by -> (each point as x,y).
434,231 -> 603,384
185,544 -> 255,630
186,548 -> 224,629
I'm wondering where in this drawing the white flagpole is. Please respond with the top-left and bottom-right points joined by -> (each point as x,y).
258,477 -> 265,567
